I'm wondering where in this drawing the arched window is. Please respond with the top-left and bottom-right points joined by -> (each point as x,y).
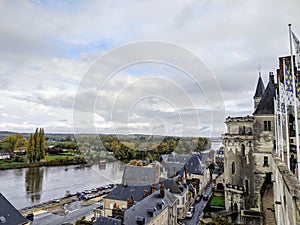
241,144 -> 245,156
234,203 -> 238,211
232,162 -> 235,174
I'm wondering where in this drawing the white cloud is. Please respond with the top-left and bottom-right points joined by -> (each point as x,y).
0,0 -> 300,136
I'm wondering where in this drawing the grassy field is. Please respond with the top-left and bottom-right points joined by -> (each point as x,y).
0,154 -> 86,170
43,154 -> 77,161
209,196 -> 225,207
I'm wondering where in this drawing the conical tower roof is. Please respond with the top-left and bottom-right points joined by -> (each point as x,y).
253,77 -> 276,115
253,75 -> 265,98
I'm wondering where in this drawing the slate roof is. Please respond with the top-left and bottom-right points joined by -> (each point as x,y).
185,155 -> 207,175
253,76 -> 265,98
163,177 -> 187,194
164,162 -> 185,178
93,216 -> 122,225
105,184 -> 151,202
124,190 -> 177,225
253,78 -> 276,115
213,168 -> 219,175
122,165 -> 159,186
0,193 -> 29,225
160,152 -> 191,163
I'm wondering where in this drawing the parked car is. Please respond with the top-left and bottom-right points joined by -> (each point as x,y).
186,211 -> 193,218
83,190 -> 92,194
203,194 -> 208,201
189,206 -> 195,213
52,198 -> 60,203
25,213 -> 34,221
195,194 -> 203,202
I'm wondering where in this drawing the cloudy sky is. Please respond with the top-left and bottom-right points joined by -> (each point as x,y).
1,0 -> 300,137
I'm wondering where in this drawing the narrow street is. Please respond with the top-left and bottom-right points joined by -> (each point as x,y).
181,182 -> 212,225
31,200 -> 102,225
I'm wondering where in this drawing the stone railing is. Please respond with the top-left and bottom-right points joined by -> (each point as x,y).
273,155 -> 300,225
226,183 -> 244,191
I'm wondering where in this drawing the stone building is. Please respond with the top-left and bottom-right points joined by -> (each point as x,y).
222,56 -> 300,225
222,73 -> 276,224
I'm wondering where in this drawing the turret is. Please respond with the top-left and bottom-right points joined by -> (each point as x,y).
253,73 -> 265,111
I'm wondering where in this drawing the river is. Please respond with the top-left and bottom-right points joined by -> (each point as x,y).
0,160 -> 125,209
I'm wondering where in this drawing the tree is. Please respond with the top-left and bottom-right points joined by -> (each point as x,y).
27,134 -> 34,163
2,134 -> 27,152
34,128 -> 41,161
26,128 -> 46,163
39,128 -> 45,159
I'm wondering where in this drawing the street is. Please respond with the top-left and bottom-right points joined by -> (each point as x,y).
31,201 -> 101,225
181,182 -> 212,225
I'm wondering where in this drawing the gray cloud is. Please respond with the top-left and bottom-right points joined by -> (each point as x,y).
0,0 -> 300,136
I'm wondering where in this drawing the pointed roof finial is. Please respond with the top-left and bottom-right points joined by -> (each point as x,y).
258,65 -> 261,77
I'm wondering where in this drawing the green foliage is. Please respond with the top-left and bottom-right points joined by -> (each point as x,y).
0,142 -> 13,151
26,128 -> 46,163
73,135 -> 210,162
27,134 -> 34,163
197,137 -> 211,151
53,142 -> 78,150
1,133 -> 27,152
207,217 -> 232,225
209,196 -> 225,207
0,156 -> 86,170
75,217 -> 93,225
39,128 -> 45,159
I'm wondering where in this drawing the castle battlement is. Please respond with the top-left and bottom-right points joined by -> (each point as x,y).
225,116 -> 254,123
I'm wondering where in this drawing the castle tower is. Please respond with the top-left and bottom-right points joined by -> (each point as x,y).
253,74 -> 265,111
222,73 -> 276,224
252,74 -> 276,211
223,116 -> 255,216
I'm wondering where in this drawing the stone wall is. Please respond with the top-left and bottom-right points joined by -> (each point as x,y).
273,156 -> 300,225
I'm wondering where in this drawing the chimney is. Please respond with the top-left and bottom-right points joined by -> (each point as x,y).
160,182 -> 165,197
143,189 -> 149,198
147,207 -> 156,217
136,216 -> 145,225
151,184 -> 156,194
127,196 -> 134,208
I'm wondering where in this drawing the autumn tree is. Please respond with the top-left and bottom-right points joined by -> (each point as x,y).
1,134 -> 27,152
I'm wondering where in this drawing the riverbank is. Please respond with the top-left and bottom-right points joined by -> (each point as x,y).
20,185 -> 112,216
0,156 -> 87,170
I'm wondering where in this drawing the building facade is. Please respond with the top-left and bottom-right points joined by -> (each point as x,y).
222,61 -> 300,225
222,74 -> 276,224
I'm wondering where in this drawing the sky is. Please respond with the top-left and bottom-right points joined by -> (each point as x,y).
1,0 -> 300,137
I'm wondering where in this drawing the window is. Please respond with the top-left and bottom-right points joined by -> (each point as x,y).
239,126 -> 246,134
232,162 -> 235,174
245,179 -> 249,193
241,144 -> 245,156
264,121 -> 271,131
263,156 -> 269,167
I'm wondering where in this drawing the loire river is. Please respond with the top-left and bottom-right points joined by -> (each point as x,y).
0,160 -> 125,209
